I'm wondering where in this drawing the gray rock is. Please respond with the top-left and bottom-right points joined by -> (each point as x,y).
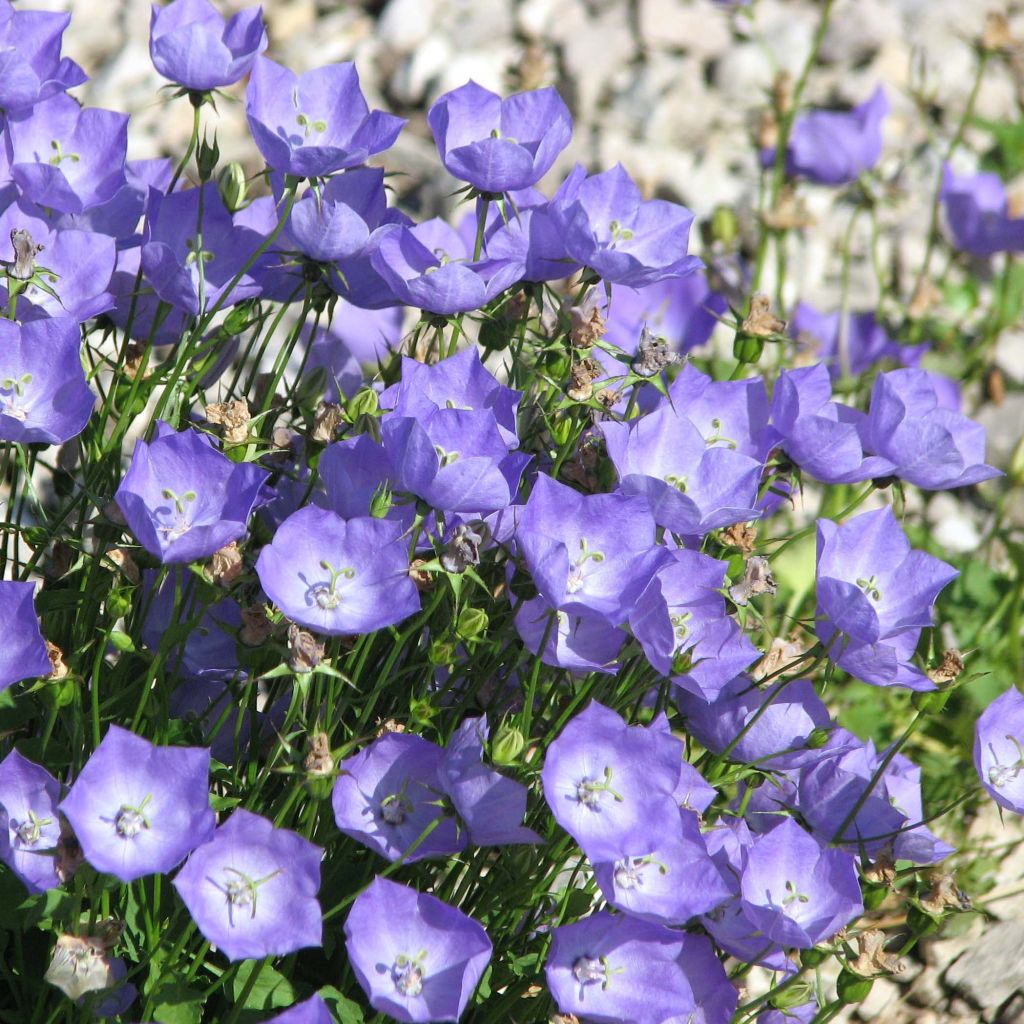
945,921 -> 1024,1011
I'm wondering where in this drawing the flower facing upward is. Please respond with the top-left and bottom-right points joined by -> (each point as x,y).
427,80 -> 572,193
59,725 -> 214,882
172,808 -> 323,961
0,749 -> 63,893
344,877 -> 492,1023
149,0 -> 267,93
115,422 -> 269,564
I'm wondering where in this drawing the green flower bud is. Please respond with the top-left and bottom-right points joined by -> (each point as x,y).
806,727 -> 832,749
905,904 -> 940,936
862,884 -> 889,911
196,130 -> 220,183
490,722 -> 526,766
217,161 -> 248,212
108,630 -> 135,653
912,689 -> 951,713
550,415 -> 575,446
801,947 -> 829,968
733,333 -> 764,363
455,607 -> 488,641
479,319 -> 510,351
45,674 -> 77,709
770,980 -> 813,1010
369,482 -> 394,519
836,968 -> 873,1004
347,388 -> 379,420
710,204 -> 740,247
541,351 -> 571,379
106,588 -> 133,620
429,638 -> 456,666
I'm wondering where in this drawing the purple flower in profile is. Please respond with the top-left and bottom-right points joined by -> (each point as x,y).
975,688 -> 1024,814
546,912 -> 736,1024
59,726 -> 214,883
345,876 -> 492,1023
739,818 -> 862,947
142,183 -> 265,315
790,303 -> 924,380
427,81 -> 572,193
0,4 -> 86,115
332,733 -> 465,863
0,581 -> 51,692
514,596 -> 626,675
630,550 -> 759,701
764,86 -> 889,186
0,749 -> 62,893
552,164 -> 701,287
941,164 -> 1024,255
0,317 -> 94,445
541,701 -> 682,862
759,1003 -> 817,1024
518,474 -> 668,624
107,244 -> 193,346
115,422 -> 269,564
7,94 -> 127,213
768,364 -> 889,485
172,808 -> 323,961
860,368 -> 1000,490
256,506 -> 420,636
816,507 -> 958,690
149,0 -> 267,92
441,718 -> 541,846
371,218 -> 523,315
246,57 -> 404,178
265,994 -> 333,1024
601,402 -> 764,541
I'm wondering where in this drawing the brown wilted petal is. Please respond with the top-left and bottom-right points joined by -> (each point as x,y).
720,522 -> 758,553
239,604 -> 273,647
312,402 -> 345,444
752,633 -> 809,680
123,343 -> 151,380
982,11 -> 1014,51
205,399 -> 251,445
756,110 -> 778,150
549,1015 -> 581,1024
762,188 -> 816,231
862,851 -> 896,886
9,228 -> 44,280
105,546 -> 140,584
377,718 -> 406,735
741,294 -> 786,337
409,558 -> 434,592
303,731 -> 335,776
46,642 -> 68,680
849,929 -> 906,978
45,935 -> 116,1000
920,872 -> 971,915
985,366 -> 1006,406
632,327 -> 679,377
728,554 -> 777,606
210,541 -> 244,587
927,648 -> 964,685
567,357 -> 603,401
287,622 -> 324,673
55,820 -> 83,883
569,302 -> 606,350
772,70 -> 794,117
907,278 -> 941,320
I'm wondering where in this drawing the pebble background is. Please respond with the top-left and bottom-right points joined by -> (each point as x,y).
35,0 -> 1024,1020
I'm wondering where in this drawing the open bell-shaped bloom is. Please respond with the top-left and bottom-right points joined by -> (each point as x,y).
975,688 -> 1024,814
0,749 -> 63,893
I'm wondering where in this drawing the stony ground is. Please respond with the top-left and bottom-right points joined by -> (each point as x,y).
41,0 -> 1024,1020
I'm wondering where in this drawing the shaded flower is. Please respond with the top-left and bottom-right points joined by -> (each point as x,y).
427,81 -> 572,193
149,0 -> 267,92
941,163 -> 1024,255
172,808 -> 323,961
256,506 -> 421,636
246,57 -> 405,178
0,316 -> 94,445
115,422 -> 269,564
0,4 -> 86,115
514,596 -> 626,675
816,507 -> 958,690
265,994 -> 333,1024
0,580 -> 51,692
59,725 -> 214,882
344,876 -> 492,1023
0,748 -> 62,893
331,733 -> 465,863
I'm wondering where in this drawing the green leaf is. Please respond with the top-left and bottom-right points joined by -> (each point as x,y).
230,962 -> 295,1011
149,982 -> 205,1024
317,985 -> 365,1023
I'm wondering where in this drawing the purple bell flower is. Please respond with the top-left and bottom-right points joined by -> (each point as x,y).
630,549 -> 759,700
551,163 -> 702,287
246,57 -> 405,178
0,749 -> 62,893
860,368 -> 1001,490
739,818 -> 863,947
518,474 -> 668,623
941,163 -> 1024,255
264,994 -> 333,1024
331,732 -> 465,863
0,316 -> 94,445
975,688 -> 1024,814
546,912 -> 736,1024
115,421 -> 269,564
149,0 -> 267,92
541,701 -> 683,862
764,85 -> 889,186
371,217 -> 523,315
759,1003 -> 817,1024
7,94 -> 127,214
256,506 -> 421,636
768,364 -> 890,485
172,808 -> 323,961
815,507 -> 958,690
141,183 -> 265,315
0,581 -> 50,692
513,595 -> 626,675
317,434 -> 414,530
440,718 -> 541,846
601,402 -> 764,541
790,303 -> 925,379
0,3 -> 86,115
344,876 -> 492,1023
427,80 -> 572,193
58,725 -> 214,883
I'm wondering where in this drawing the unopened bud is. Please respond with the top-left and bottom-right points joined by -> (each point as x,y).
710,204 -> 740,248
455,607 -> 488,641
347,387 -> 379,421
491,721 -> 526,766
806,727 -> 831,749
770,980 -> 812,1010
196,130 -> 220,182
836,968 -> 873,1005
370,481 -> 394,520
217,161 -> 248,212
